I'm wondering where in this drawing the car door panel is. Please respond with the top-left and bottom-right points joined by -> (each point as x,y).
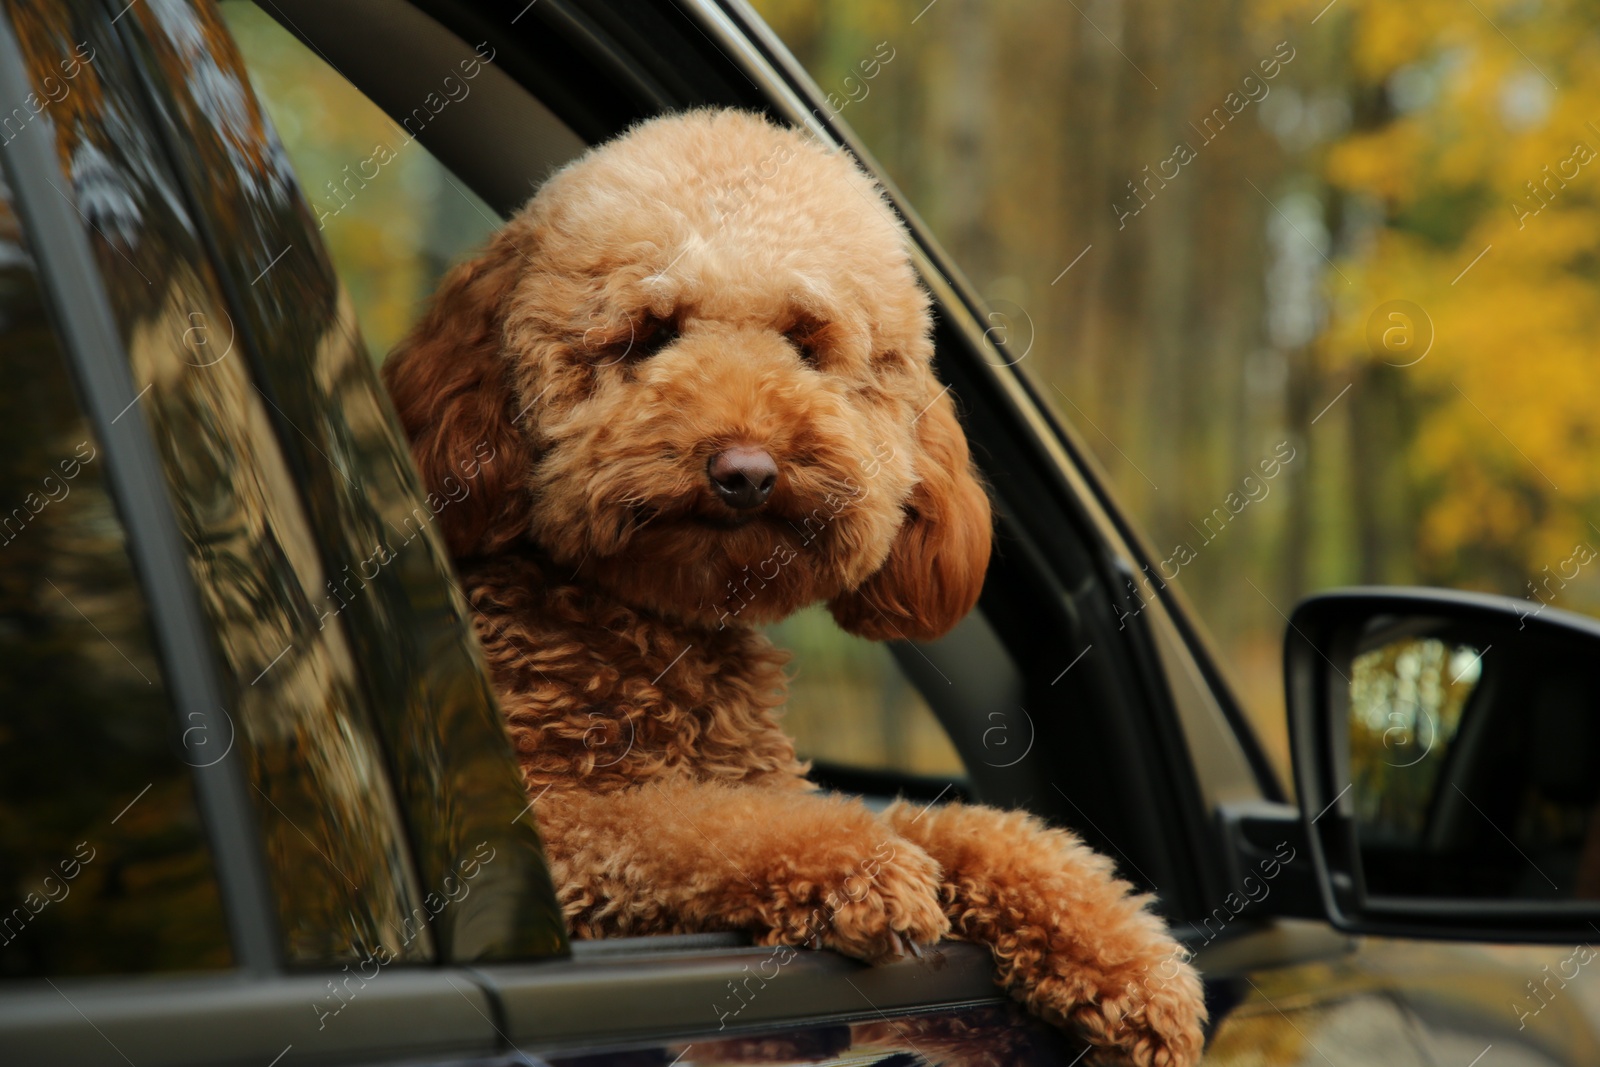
1190,931 -> 1600,1066
480,939 -> 1005,1050
539,1003 -> 1078,1067
0,971 -> 501,1066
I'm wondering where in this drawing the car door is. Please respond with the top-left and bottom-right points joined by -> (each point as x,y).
340,2 -> 1599,1065
10,2 -> 1588,1067
186,0 -> 1309,1058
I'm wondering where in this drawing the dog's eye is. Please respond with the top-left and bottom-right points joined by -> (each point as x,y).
784,324 -> 823,365
627,316 -> 679,361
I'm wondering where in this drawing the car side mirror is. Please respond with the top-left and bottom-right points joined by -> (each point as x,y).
1286,587 -> 1600,941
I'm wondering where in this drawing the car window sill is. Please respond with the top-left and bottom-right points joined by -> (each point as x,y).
567,931 -> 752,958
475,938 -> 1002,1049
0,970 -> 498,1066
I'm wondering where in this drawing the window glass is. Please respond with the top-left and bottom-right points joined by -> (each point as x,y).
0,179 -> 230,977
153,0 -> 566,959
220,2 -> 499,364
752,0 -> 1600,785
10,0 -> 432,965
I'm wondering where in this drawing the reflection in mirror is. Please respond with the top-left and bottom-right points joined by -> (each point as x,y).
1347,618 -> 1600,902
1350,636 -> 1480,839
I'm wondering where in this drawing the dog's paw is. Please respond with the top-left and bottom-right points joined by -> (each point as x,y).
763,837 -> 950,964
824,839 -> 951,963
1036,952 -> 1206,1067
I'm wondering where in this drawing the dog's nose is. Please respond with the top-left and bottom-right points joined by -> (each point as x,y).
707,447 -> 778,510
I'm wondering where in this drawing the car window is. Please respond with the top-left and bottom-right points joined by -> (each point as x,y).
9,0 -> 438,966
225,3 -> 966,788
148,0 -> 566,959
751,1 -> 1600,790
0,178 -> 231,978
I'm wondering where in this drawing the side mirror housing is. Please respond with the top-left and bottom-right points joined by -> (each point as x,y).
1286,587 -> 1600,941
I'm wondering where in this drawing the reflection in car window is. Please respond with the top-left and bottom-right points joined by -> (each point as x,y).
220,1 -> 500,364
0,179 -> 230,977
143,0 -> 566,958
8,0 -> 431,965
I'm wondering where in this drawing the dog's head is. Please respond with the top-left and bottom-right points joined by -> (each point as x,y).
384,109 -> 990,640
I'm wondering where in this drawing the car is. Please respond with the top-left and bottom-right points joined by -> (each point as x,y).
0,0 -> 1596,1064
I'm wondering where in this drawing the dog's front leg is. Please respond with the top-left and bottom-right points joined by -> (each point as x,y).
531,778 -> 949,962
883,801 -> 1206,1067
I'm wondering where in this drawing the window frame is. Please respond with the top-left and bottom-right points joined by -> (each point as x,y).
261,0 -> 1261,926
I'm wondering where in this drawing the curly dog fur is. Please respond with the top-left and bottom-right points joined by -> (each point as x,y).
383,108 -> 1205,1065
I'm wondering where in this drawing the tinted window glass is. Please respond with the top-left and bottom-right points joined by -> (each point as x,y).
7,0 -> 431,966
0,177 -> 230,978
138,0 -> 565,958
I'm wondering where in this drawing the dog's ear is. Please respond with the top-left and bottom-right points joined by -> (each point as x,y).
829,381 -> 992,642
382,236 -> 533,558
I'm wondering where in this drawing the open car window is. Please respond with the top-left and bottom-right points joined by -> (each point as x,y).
226,0 -> 970,796
766,607 -> 966,787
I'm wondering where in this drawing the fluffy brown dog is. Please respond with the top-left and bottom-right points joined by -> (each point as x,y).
384,108 -> 1205,1066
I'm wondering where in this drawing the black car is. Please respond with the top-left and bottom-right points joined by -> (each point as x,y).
1,1 -> 1597,1064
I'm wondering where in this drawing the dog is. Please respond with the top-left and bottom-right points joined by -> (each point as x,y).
383,108 -> 1205,1066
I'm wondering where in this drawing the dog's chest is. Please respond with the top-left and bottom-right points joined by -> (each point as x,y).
462,556 -> 803,791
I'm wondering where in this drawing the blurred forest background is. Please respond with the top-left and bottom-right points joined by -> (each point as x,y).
228,0 -> 1600,786
751,0 -> 1600,778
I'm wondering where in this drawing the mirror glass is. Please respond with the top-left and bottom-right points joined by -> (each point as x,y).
1347,617 -> 1600,902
